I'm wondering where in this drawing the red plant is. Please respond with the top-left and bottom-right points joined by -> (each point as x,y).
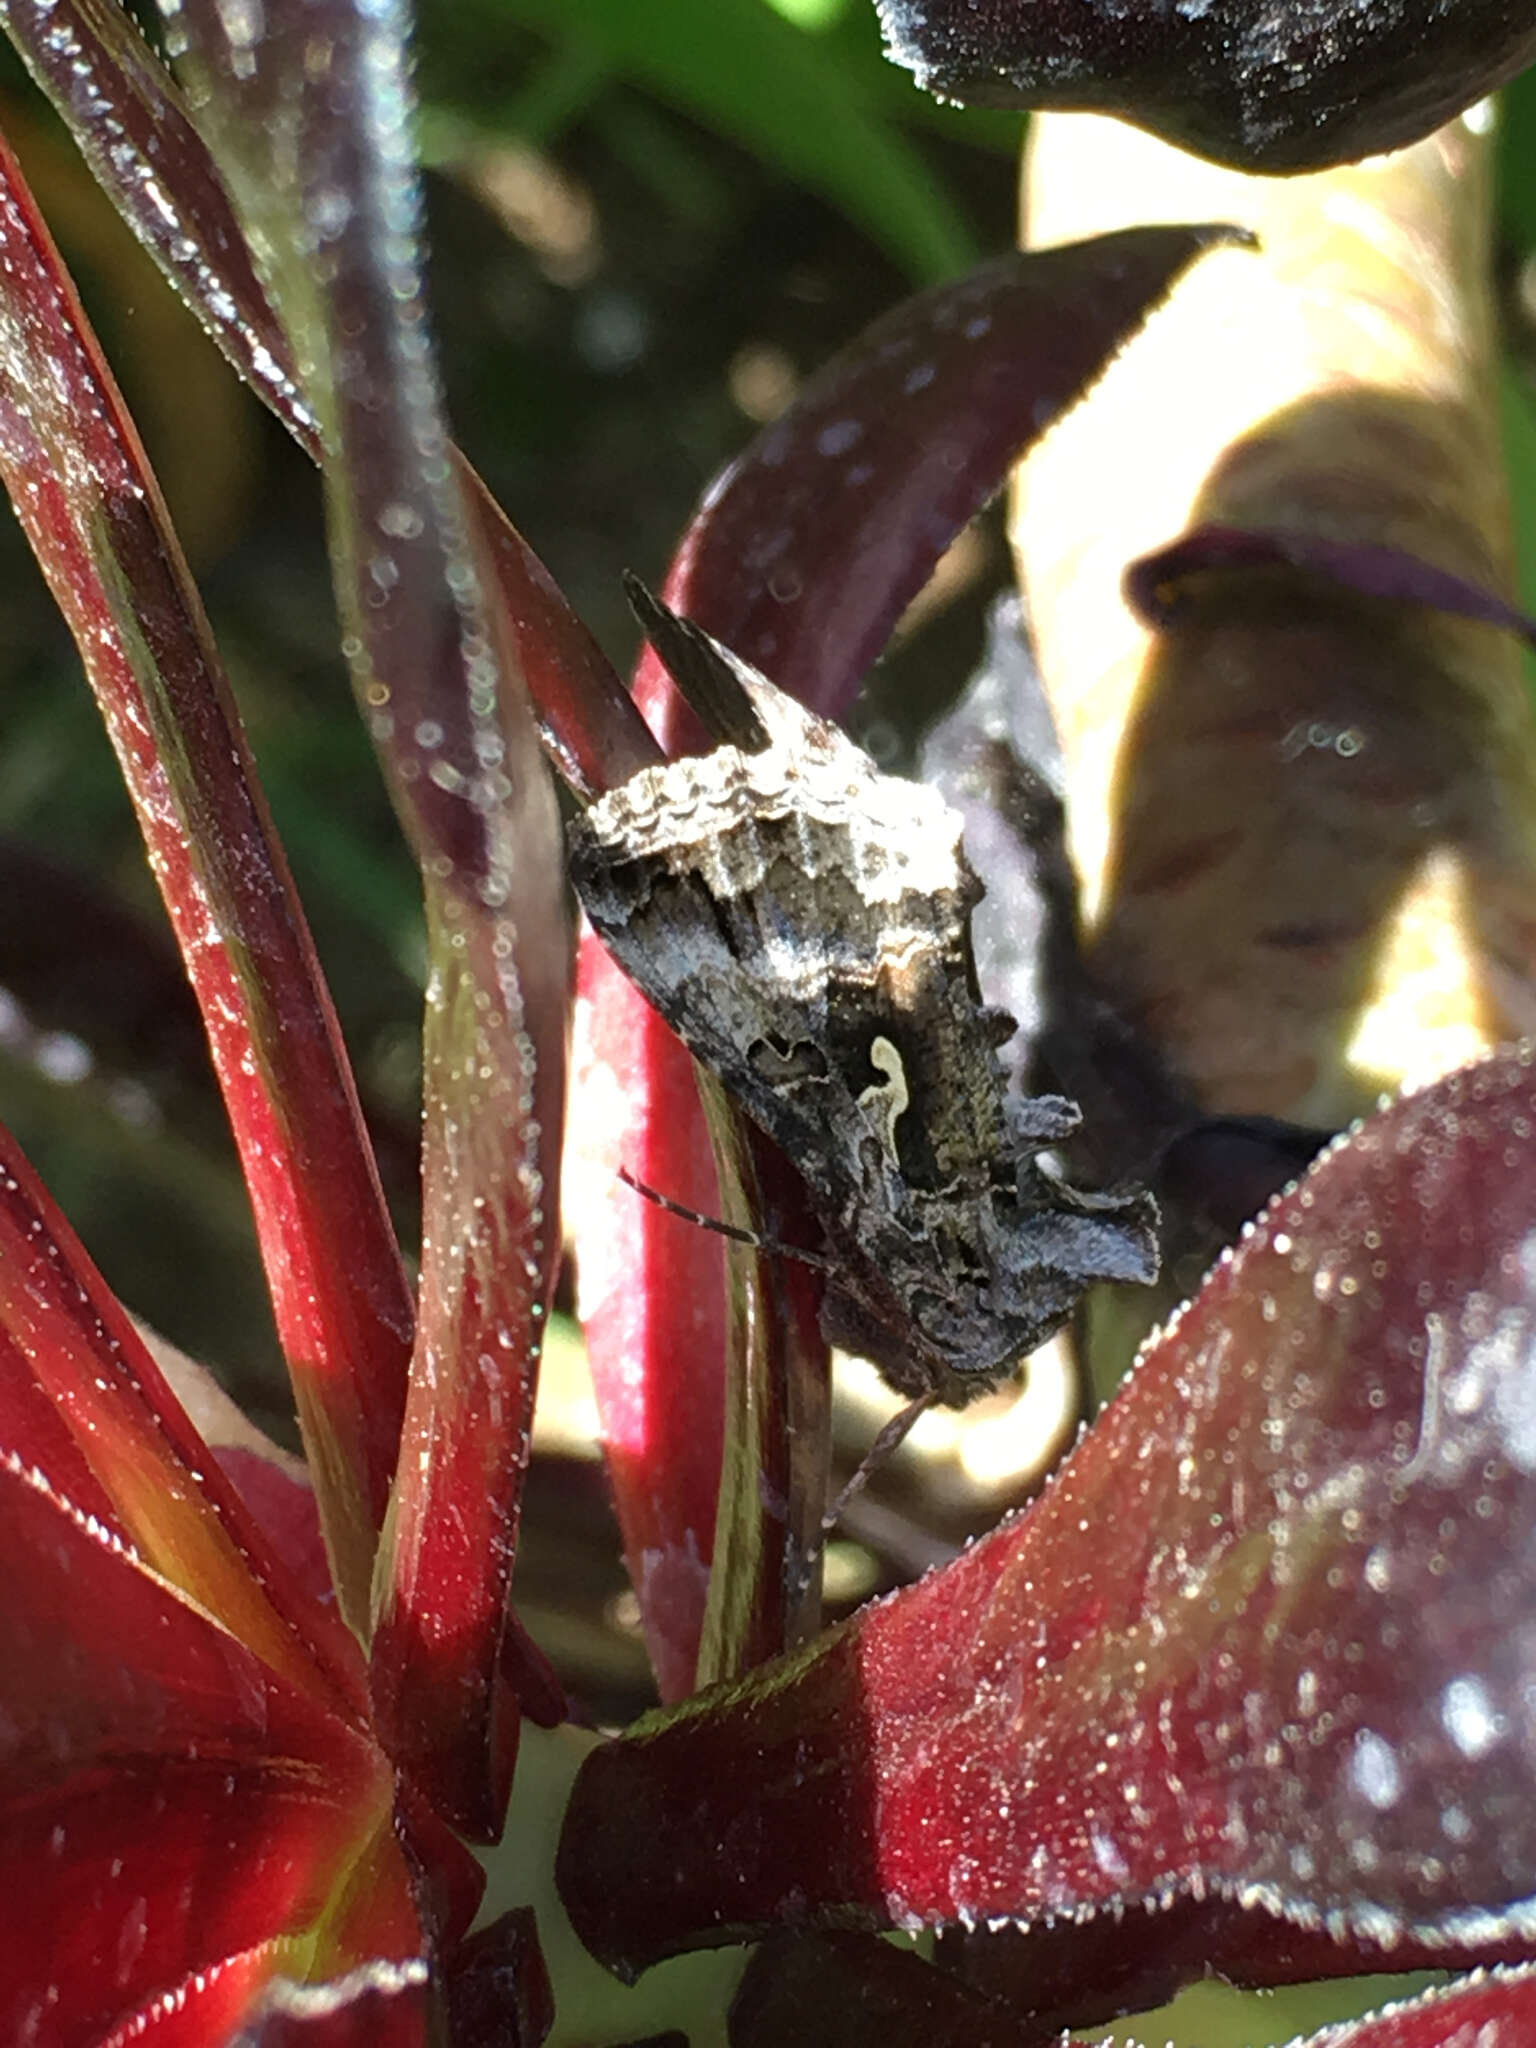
1,2 -> 1536,2045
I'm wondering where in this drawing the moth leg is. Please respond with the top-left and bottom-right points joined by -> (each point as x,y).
616,1165 -> 837,1273
787,1389 -> 937,1601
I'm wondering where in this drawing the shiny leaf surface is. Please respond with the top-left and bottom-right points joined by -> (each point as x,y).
0,0 -> 652,794
162,0 -> 569,1839
0,1457 -> 419,2047
0,1121 -> 362,1708
559,1047 -> 1536,1977
0,0 -> 315,437
0,107 -> 413,1632
875,0 -> 1536,172
1270,1967 -> 1536,2046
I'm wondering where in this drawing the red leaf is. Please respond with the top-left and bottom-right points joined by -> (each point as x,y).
93,1949 -> 278,2048
0,1118 -> 363,1709
0,113 -> 414,1630
0,1459 -> 418,2047
163,0 -> 570,1837
95,1958 -> 435,2048
559,1048 -> 1536,1978
0,1319 -> 124,1535
568,958 -> 728,1701
1267,1966 -> 1536,2047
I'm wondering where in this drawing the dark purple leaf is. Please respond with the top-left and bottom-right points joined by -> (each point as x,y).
730,1934 -> 1056,2048
0,0 -> 316,443
1127,525 -> 1536,649
952,1899 -> 1528,2036
876,0 -> 1536,172
444,1909 -> 554,2048
640,226 -> 1250,728
558,1047 -> 1536,1980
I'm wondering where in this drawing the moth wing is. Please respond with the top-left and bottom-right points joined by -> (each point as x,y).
570,815 -> 870,1198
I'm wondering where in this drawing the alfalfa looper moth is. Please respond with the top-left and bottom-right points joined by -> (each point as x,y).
567,582 -> 1157,1406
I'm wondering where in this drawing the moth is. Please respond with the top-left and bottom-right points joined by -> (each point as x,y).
567,580 -> 1158,1407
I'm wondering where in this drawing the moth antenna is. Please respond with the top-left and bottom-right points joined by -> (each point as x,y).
622,570 -> 772,755
790,1389 -> 938,1600
617,1164 -> 837,1273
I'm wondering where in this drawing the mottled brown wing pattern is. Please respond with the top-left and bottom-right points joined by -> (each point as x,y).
568,601 -> 1158,1403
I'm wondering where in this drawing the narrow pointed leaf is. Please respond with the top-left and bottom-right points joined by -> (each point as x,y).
0,114 -> 414,1629
571,935 -> 828,1699
559,1048 -> 1536,1977
691,1075 -> 829,1686
0,0 -> 317,442
9,0 -> 644,1724
162,0 -> 569,1840
567,955 -> 731,1701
